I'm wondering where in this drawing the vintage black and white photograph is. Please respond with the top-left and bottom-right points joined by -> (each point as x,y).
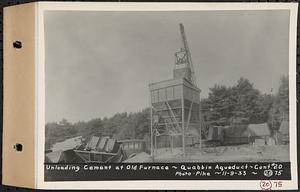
42,4 -> 296,184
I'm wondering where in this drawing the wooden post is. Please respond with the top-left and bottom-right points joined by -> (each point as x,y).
170,135 -> 173,153
199,95 -> 202,151
182,91 -> 185,156
150,106 -> 153,157
154,132 -> 157,155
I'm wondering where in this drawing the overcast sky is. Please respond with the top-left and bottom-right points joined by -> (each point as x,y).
45,10 -> 289,123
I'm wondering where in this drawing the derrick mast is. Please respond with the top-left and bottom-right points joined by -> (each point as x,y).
174,23 -> 196,86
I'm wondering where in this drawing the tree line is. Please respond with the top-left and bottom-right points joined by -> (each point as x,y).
45,76 -> 288,149
201,76 -> 289,130
45,109 -> 150,150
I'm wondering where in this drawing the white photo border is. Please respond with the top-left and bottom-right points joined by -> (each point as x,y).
36,2 -> 298,190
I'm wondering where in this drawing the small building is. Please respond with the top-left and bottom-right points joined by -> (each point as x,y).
204,123 -> 272,146
223,124 -> 251,145
248,123 -> 271,146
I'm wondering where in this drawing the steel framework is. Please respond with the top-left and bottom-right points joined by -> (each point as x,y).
149,24 -> 201,158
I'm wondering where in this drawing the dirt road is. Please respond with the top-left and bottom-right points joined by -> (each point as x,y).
154,144 -> 289,162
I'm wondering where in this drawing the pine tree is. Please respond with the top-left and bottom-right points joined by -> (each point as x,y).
231,78 -> 261,124
201,77 -> 271,129
269,75 -> 289,130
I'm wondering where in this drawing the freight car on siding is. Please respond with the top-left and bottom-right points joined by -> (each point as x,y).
206,123 -> 271,146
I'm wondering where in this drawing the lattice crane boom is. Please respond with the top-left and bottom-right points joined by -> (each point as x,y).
179,23 -> 197,85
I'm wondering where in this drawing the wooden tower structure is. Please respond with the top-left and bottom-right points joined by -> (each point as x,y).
149,23 -> 201,157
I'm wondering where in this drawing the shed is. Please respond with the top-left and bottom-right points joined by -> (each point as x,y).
248,123 -> 271,146
222,124 -> 251,145
248,123 -> 271,137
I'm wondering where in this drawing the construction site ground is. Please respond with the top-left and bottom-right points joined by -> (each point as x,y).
153,144 -> 289,162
